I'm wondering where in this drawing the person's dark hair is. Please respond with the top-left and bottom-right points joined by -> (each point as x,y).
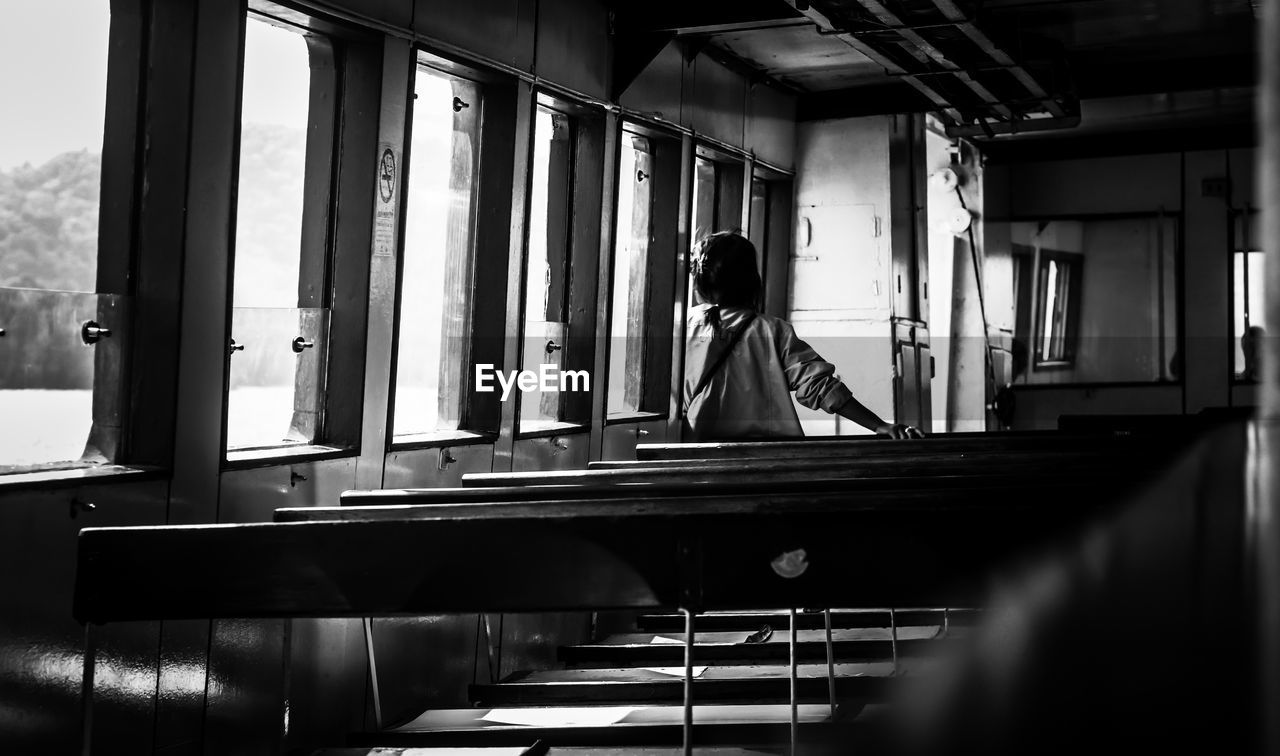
692,231 -> 762,309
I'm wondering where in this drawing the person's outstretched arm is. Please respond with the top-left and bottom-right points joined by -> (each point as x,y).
777,321 -> 924,439
835,395 -> 923,439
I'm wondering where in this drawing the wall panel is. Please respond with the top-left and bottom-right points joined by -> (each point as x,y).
620,42 -> 688,127
746,83 -> 797,171
0,480 -> 167,754
414,0 -> 533,71
535,0 -> 610,100
691,56 -> 747,149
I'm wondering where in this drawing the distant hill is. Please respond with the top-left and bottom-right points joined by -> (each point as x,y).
0,122 -> 310,300
0,150 -> 101,292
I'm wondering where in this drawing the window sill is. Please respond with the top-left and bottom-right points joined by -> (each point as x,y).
515,421 -> 589,440
605,411 -> 666,426
224,444 -> 355,470
390,430 -> 498,452
0,464 -> 165,493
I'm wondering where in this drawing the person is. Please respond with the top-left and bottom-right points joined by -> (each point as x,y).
1241,324 -> 1264,381
683,231 -> 922,441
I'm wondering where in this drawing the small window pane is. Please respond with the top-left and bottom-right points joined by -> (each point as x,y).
1234,214 -> 1264,379
227,18 -> 321,450
688,157 -> 717,307
393,67 -> 482,437
520,107 -> 575,431
0,0 -> 112,471
232,19 -> 310,308
607,134 -> 653,416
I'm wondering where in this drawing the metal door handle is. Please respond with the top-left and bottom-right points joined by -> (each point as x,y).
229,339 -> 245,355
81,321 -> 112,345
292,336 -> 314,353
545,340 -> 563,354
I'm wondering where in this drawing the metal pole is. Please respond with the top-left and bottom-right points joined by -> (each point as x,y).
790,607 -> 799,755
362,617 -> 383,730
80,624 -> 96,756
823,609 -> 837,719
683,608 -> 695,756
889,607 -> 899,675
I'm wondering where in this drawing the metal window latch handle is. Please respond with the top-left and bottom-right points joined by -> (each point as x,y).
69,498 -> 96,519
636,428 -> 650,437
229,339 -> 245,355
550,437 -> 569,452
545,340 -> 563,355
81,321 -> 112,345
452,96 -> 469,112
637,169 -> 650,182
292,336 -> 315,353
438,448 -> 457,470
0,327 -> 6,337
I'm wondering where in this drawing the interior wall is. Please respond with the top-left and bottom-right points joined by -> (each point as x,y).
985,147 -> 1254,429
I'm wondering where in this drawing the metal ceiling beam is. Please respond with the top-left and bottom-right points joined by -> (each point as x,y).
781,0 -> 964,124
849,0 -> 1015,119
929,0 -> 1067,118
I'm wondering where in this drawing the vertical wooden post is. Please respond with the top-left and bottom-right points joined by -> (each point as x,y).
1257,1 -> 1280,753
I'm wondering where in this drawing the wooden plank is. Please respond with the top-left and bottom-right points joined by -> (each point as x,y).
559,628 -> 947,667
364,703 -> 848,748
78,493 -> 1079,623
460,450 -> 1159,488
633,431 -> 1178,461
635,608 -> 976,632
317,475 -> 1096,517
470,662 -> 897,705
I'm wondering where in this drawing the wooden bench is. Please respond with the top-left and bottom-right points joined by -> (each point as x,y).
77,429 -> 1191,752
630,430 -> 1177,462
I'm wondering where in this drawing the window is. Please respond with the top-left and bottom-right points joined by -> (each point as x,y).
1033,251 -> 1082,367
689,157 -> 716,308
1233,210 -> 1262,380
225,16 -> 335,452
687,152 -> 745,309
1007,216 -> 1178,385
391,66 -> 482,438
0,0 -> 120,472
519,105 -> 577,431
607,132 -> 654,416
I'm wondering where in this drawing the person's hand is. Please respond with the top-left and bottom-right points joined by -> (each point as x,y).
876,422 -> 924,439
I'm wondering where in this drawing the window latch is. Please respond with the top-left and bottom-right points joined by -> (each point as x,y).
545,339 -> 563,355
637,169 -> 649,182
229,339 -> 245,355
0,327 -> 6,337
80,320 -> 112,345
452,96 -> 469,113
292,336 -> 315,354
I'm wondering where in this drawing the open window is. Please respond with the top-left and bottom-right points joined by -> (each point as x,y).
1232,209 -> 1263,381
1031,250 -> 1083,368
1008,215 -> 1178,385
688,148 -> 745,308
748,169 -> 794,318
518,96 -> 604,434
225,13 -> 338,454
0,0 -> 132,474
390,63 -> 483,440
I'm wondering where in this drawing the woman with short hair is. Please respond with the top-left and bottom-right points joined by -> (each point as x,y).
684,231 -> 922,441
